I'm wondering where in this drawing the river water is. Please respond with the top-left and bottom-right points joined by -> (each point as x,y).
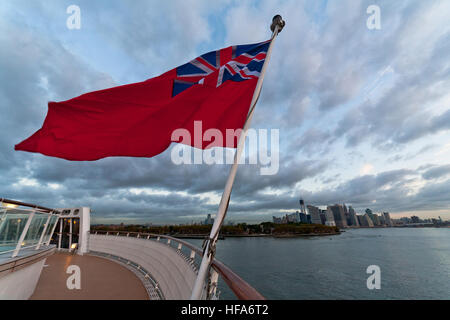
188,228 -> 450,299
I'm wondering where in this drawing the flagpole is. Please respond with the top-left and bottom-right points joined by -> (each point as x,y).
190,15 -> 285,300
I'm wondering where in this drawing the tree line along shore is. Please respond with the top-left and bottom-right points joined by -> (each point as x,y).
91,222 -> 340,238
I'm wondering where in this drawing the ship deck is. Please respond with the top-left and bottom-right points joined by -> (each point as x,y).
31,252 -> 149,300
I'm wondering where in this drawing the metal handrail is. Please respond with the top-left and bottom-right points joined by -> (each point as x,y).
91,230 -> 265,300
0,198 -> 60,214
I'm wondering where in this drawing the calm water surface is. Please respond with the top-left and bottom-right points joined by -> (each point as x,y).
188,228 -> 450,299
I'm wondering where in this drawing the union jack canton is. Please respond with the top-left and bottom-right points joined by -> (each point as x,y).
172,40 -> 271,97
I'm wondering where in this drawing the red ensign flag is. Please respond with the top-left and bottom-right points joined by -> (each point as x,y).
15,40 -> 271,161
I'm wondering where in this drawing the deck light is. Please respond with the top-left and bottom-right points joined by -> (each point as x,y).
3,203 -> 18,209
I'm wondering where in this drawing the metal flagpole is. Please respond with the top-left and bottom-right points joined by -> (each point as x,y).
190,15 -> 285,300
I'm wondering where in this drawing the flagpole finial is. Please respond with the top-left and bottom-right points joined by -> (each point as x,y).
271,15 -> 285,33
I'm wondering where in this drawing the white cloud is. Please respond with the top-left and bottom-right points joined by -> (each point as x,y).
360,164 -> 375,176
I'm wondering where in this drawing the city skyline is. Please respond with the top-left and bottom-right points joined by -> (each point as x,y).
1,1 -> 450,225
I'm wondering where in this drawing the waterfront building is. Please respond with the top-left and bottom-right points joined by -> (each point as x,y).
299,212 -> 308,223
298,199 -> 310,223
378,214 -> 386,226
358,214 -> 374,227
348,206 -> 360,227
329,204 -> 348,228
357,215 -> 366,226
367,212 -> 380,226
204,214 -> 214,225
325,207 -> 336,227
320,210 -> 327,225
273,216 -> 282,224
383,212 -> 393,226
307,205 -> 322,225
287,212 -> 299,223
343,204 -> 350,225
364,213 -> 374,227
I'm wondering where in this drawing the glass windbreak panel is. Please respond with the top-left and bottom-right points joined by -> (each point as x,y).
23,213 -> 48,247
49,218 -> 61,246
0,211 -> 30,253
43,216 -> 58,244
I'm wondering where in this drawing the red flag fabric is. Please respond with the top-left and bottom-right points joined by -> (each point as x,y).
15,40 -> 271,161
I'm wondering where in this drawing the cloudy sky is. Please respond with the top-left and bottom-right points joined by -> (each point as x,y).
1,0 -> 450,224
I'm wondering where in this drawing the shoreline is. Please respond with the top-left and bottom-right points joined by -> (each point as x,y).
171,232 -> 341,240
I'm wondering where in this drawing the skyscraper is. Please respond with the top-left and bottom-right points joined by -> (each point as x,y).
325,206 -> 336,227
307,205 -> 323,225
320,210 -> 327,225
329,204 -> 348,228
365,209 -> 380,226
357,215 -> 366,227
343,203 -> 350,225
362,213 -> 374,228
383,212 -> 393,227
287,212 -> 299,223
348,206 -> 360,227
299,199 -> 310,223
204,214 -> 214,225
299,212 -> 308,223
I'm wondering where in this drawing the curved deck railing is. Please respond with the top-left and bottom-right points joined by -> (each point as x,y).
91,230 -> 265,300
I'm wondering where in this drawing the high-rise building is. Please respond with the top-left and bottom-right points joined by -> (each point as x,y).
329,204 -> 348,228
357,215 -> 366,226
295,211 -> 301,222
343,203 -> 350,225
325,206 -> 336,226
364,213 -> 374,227
299,199 -> 306,214
204,214 -> 214,225
307,205 -> 322,225
320,210 -> 327,225
348,206 -> 360,227
299,212 -> 308,223
366,210 -> 380,226
378,214 -> 386,226
299,199 -> 310,223
273,216 -> 282,224
287,212 -> 299,223
383,212 -> 393,227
